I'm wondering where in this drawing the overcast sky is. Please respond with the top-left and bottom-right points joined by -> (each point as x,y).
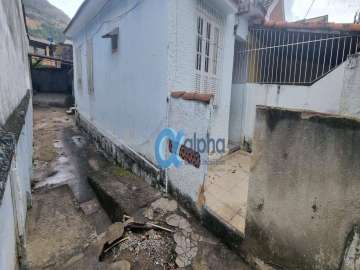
49,0 -> 360,23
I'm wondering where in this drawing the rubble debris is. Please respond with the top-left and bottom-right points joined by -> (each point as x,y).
103,237 -> 130,254
104,223 -> 125,245
151,198 -> 178,213
174,232 -> 199,268
126,220 -> 174,233
109,230 -> 176,268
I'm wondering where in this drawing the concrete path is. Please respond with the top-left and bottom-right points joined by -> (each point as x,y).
205,150 -> 251,235
26,106 -> 251,269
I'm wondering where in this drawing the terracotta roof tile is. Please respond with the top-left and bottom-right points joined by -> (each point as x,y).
171,91 -> 213,104
263,21 -> 360,33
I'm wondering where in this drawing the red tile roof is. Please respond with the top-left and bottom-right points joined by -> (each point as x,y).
263,21 -> 360,33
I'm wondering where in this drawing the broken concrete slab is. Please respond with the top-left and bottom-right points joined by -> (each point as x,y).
166,213 -> 192,233
174,231 -> 199,268
88,171 -> 161,222
80,199 -> 101,216
151,197 -> 178,213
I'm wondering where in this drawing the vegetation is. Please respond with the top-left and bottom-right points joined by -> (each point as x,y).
23,0 -> 70,43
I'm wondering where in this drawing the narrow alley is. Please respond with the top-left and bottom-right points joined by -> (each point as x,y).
26,104 -> 252,269
2,1 -> 360,270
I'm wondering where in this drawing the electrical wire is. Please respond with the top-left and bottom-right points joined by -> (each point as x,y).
304,0 -> 316,19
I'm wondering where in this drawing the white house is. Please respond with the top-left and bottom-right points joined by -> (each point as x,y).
0,0 -> 33,269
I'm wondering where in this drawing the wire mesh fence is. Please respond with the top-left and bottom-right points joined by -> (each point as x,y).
233,27 -> 360,85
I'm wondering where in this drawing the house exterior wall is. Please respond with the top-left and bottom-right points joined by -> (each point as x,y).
243,106 -> 360,270
229,61 -> 346,146
73,0 -> 169,164
72,0 -> 236,199
167,0 -> 236,158
0,0 -> 32,269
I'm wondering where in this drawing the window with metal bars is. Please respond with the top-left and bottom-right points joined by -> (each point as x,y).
233,27 -> 360,85
194,0 -> 225,100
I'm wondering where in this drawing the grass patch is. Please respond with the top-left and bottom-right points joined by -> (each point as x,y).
112,165 -> 132,177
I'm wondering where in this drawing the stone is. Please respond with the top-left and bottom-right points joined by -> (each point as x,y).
144,207 -> 154,220
105,222 -> 125,245
166,214 -> 192,233
108,260 -> 131,270
151,198 -> 178,212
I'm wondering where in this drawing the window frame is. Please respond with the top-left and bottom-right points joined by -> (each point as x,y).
194,10 -> 223,97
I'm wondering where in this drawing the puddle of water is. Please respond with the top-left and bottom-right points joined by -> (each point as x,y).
53,140 -> 64,149
35,155 -> 76,189
72,136 -> 86,148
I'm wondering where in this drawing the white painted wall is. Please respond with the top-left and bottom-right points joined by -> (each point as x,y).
0,179 -> 17,270
72,0 -> 237,165
230,61 -> 346,145
340,53 -> 360,117
0,0 -> 31,126
73,0 -> 169,163
14,104 -> 33,235
168,97 -> 211,202
0,1 -> 32,269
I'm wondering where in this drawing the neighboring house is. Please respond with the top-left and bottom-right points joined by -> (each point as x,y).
55,40 -> 73,62
29,35 -> 55,57
29,35 -> 59,67
0,0 -> 33,269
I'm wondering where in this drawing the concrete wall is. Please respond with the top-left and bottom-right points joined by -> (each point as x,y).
168,97 -> 211,204
230,61 -> 345,147
340,53 -> 360,117
0,0 -> 32,269
31,67 -> 73,94
243,106 -> 360,270
0,0 -> 31,125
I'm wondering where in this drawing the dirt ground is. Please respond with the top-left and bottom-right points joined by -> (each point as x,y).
26,105 -> 252,270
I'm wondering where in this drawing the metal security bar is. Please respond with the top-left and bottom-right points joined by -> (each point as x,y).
233,27 -> 360,85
